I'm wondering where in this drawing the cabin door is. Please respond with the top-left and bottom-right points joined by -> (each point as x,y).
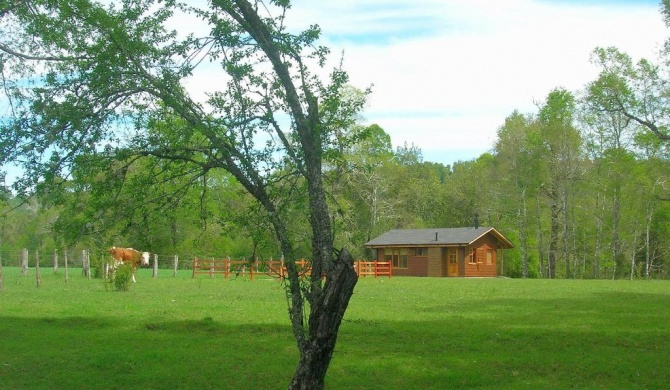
447,249 -> 459,277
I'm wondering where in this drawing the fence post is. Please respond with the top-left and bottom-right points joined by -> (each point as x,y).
22,248 -> 28,275
152,254 -> 158,278
82,250 -> 90,279
280,255 -> 284,280
64,249 -> 69,284
81,250 -> 86,277
192,257 -> 197,279
53,249 -> 58,273
173,255 -> 178,277
35,250 -> 41,287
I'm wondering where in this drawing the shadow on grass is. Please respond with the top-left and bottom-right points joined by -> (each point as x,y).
331,292 -> 670,390
1,290 -> 669,389
0,315 -> 297,390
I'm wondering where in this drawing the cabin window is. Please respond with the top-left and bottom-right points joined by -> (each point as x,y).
486,250 -> 493,265
385,248 -> 408,269
414,247 -> 428,256
448,249 -> 457,264
469,248 -> 477,264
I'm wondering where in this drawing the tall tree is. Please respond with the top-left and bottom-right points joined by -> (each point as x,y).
582,59 -> 641,278
0,1 -> 362,388
587,46 -> 669,142
537,88 -> 583,278
494,110 -> 544,278
583,44 -> 670,278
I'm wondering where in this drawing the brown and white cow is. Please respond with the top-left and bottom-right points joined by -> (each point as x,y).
107,247 -> 150,283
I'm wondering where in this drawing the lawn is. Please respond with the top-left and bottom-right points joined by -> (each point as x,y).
0,267 -> 668,389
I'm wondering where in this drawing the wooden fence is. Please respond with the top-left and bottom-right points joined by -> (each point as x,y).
1,249 -> 391,281
191,258 -> 312,280
354,261 -> 392,278
192,258 -> 391,279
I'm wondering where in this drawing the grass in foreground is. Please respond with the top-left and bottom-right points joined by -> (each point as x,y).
0,268 -> 669,389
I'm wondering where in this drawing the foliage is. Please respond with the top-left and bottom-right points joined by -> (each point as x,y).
108,262 -> 133,291
0,1 -> 369,387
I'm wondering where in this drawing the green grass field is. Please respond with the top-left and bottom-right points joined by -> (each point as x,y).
0,267 -> 669,389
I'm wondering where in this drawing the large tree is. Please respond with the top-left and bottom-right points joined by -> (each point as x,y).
586,46 -> 670,142
493,110 -> 544,278
537,88 -> 583,278
0,1 -> 361,388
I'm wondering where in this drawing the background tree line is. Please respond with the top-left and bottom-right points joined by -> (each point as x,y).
3,79 -> 670,279
3,2 -> 670,283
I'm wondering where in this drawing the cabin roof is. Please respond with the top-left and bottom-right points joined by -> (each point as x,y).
364,227 -> 514,249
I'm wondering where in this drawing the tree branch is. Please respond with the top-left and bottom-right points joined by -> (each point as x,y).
0,42 -> 89,62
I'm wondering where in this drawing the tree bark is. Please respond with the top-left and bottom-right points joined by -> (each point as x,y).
289,248 -> 358,390
645,206 -> 652,279
35,250 -> 41,288
0,253 -> 4,291
535,195 -> 546,278
548,190 -> 560,279
517,185 -> 529,278
22,248 -> 28,275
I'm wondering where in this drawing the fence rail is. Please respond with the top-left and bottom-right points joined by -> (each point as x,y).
191,258 -> 313,280
1,249 -> 391,280
355,261 -> 392,278
192,258 -> 391,279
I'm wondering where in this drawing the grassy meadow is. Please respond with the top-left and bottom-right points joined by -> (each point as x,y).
0,267 -> 669,389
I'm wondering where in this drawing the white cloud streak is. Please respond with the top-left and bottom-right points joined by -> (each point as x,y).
287,0 -> 667,165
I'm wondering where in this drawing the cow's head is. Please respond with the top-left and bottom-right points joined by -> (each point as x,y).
141,252 -> 150,266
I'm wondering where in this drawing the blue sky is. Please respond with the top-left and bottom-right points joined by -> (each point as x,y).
3,0 -> 667,187
280,0 -> 667,166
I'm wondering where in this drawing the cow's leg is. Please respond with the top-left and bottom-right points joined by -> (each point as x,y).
131,272 -> 137,283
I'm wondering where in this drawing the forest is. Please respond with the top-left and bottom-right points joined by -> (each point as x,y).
2,3 -> 670,281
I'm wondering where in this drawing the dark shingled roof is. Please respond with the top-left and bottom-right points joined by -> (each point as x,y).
365,227 -> 514,248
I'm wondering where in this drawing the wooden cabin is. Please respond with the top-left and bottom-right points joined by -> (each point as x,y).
364,227 -> 514,277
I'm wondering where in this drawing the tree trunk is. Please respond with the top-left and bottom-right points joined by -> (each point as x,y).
289,248 -> 358,390
535,195 -> 546,278
630,230 -> 638,280
612,187 -> 621,277
517,187 -> 529,278
22,248 -> 28,275
593,192 -> 603,278
563,187 -> 575,278
644,200 -> 654,279
548,194 -> 560,279
0,253 -> 4,291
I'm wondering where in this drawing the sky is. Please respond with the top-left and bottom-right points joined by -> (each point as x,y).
282,0 -> 668,166
2,0 -> 667,187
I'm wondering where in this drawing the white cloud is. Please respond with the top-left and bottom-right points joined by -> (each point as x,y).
289,0 -> 667,165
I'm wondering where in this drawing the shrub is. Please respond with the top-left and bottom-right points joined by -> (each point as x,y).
111,263 -> 133,292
